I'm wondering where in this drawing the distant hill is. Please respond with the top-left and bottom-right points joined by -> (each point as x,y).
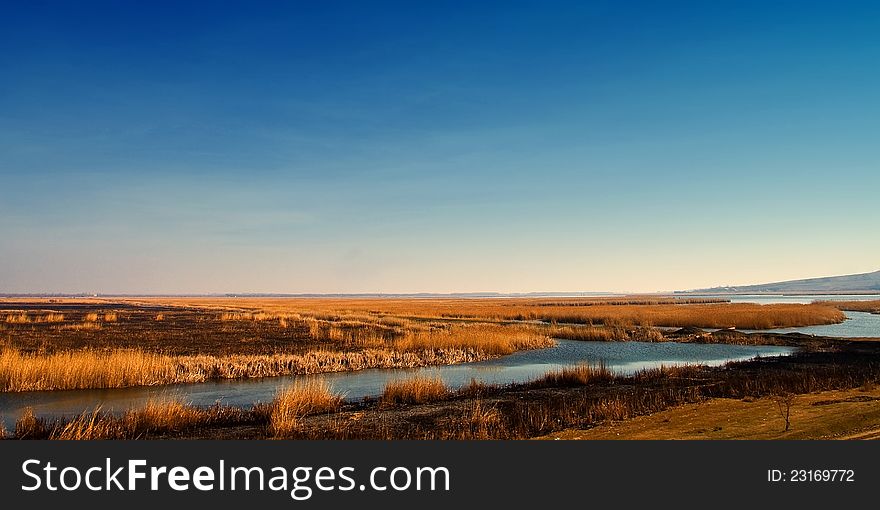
682,270 -> 880,294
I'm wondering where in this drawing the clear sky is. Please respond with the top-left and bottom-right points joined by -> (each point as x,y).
1,1 -> 878,294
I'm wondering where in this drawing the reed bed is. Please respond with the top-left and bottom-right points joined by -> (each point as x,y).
0,349 -> 186,391
530,362 -> 615,387
521,303 -> 845,329
141,297 -> 845,329
220,311 -> 279,321
544,324 -> 664,342
40,313 -> 65,323
56,322 -> 102,331
393,324 -> 554,355
815,299 -> 880,314
294,316 -> 554,353
382,376 -> 449,405
14,399 -> 251,440
457,378 -> 495,398
6,313 -> 66,323
0,347 -> 493,392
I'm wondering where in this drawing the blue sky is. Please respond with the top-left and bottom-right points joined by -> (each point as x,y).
1,1 -> 879,293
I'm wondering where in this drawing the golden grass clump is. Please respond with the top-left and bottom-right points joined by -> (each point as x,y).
57,322 -> 102,331
103,312 -> 118,322
546,325 -> 621,341
220,312 -> 245,321
5,313 -> 30,324
457,378 -> 494,398
40,313 -> 65,323
155,313 -> 165,321
84,313 -> 99,322
382,376 -> 449,405
120,398 -> 206,435
15,407 -> 46,439
532,363 -> 614,387
269,380 -> 343,437
49,407 -> 118,440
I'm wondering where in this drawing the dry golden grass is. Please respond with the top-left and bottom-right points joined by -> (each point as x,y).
382,376 -> 449,405
394,323 -> 554,355
155,313 -> 165,321
120,399 -> 206,432
103,312 -> 118,322
56,322 -> 102,331
0,346 -> 493,392
531,363 -> 614,387
84,313 -> 99,322
457,378 -> 494,398
297,315 -> 554,353
545,325 -> 620,341
462,400 -> 502,439
220,312 -> 248,321
5,313 -> 30,324
14,408 -> 43,439
7,312 -> 66,323
15,398 -> 252,439
49,407 -> 118,440
133,296 -> 845,329
541,323 -> 663,342
816,300 -> 880,314
269,380 -> 343,437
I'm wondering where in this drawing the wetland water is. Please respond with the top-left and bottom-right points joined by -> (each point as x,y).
0,340 -> 793,426
742,311 -> 880,337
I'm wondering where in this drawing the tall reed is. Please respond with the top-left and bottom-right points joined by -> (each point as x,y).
382,376 -> 449,405
15,399 -> 252,440
269,380 -> 342,437
0,347 -> 492,392
530,362 -> 614,387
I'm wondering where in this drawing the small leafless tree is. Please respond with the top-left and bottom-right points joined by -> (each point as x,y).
773,392 -> 796,432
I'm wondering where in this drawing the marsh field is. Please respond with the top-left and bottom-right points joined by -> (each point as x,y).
2,295 -> 880,440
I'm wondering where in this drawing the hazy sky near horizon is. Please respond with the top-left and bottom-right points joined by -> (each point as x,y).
2,1 -> 879,294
